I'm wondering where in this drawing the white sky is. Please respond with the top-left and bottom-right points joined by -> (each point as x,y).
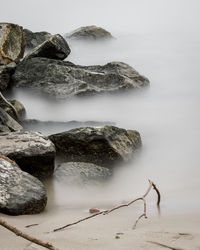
1,0 -> 200,34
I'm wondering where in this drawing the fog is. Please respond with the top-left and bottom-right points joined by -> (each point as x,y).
2,0 -> 200,216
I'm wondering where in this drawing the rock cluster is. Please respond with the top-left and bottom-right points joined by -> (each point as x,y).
0,23 -> 149,215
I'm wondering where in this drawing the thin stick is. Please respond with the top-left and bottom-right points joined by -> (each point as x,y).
53,211 -> 104,232
0,217 -> 58,250
147,241 -> 185,250
25,223 -> 39,228
53,180 -> 161,232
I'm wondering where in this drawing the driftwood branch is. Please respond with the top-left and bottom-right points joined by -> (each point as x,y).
0,217 -> 58,250
53,179 -> 161,232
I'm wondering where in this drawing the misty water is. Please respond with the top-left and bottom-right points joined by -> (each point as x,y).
3,0 -> 200,218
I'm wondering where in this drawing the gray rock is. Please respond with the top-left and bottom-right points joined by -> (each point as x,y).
24,34 -> 71,61
0,107 -> 23,132
9,99 -> 26,119
0,62 -> 16,90
49,126 -> 142,168
23,28 -> 52,49
0,131 -> 55,179
0,156 -> 47,215
55,162 -> 113,186
66,25 -> 113,40
12,57 -> 149,99
0,23 -> 25,65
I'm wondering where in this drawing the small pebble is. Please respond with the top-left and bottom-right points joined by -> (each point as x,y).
89,208 -> 100,213
115,235 -> 120,239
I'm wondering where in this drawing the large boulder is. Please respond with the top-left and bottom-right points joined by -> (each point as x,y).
0,107 -> 23,132
12,57 -> 149,99
0,156 -> 47,215
55,162 -> 113,186
0,23 -> 25,65
0,92 -> 25,120
66,25 -> 113,40
0,131 -> 55,179
0,62 -> 16,90
49,126 -> 142,167
23,28 -> 52,49
24,34 -> 71,61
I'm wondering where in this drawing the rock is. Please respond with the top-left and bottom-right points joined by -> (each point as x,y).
66,25 -> 113,40
0,156 -> 47,215
0,62 -> 16,90
23,28 -> 52,49
0,131 -> 55,179
49,126 -> 142,167
0,92 -> 25,120
0,23 -> 25,65
0,107 -> 23,132
89,208 -> 100,213
9,99 -> 25,119
12,57 -> 149,99
54,162 -> 113,185
24,34 -> 71,61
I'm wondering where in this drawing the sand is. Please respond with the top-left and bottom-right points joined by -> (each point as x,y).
1,202 -> 200,250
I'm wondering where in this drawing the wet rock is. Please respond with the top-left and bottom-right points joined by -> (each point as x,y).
0,23 -> 25,65
0,62 -> 16,90
66,25 -> 113,40
0,131 -> 55,179
49,126 -> 142,167
0,156 -> 47,215
0,92 -> 25,120
24,34 -> 71,61
23,28 -> 52,49
54,162 -> 113,185
12,57 -> 149,99
0,107 -> 23,132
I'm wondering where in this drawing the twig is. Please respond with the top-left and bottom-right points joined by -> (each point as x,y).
25,223 -> 39,228
0,217 -> 58,250
53,180 -> 161,232
53,211 -> 104,232
147,241 -> 185,250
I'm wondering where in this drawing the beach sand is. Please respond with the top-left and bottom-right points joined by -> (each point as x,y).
1,199 -> 200,250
